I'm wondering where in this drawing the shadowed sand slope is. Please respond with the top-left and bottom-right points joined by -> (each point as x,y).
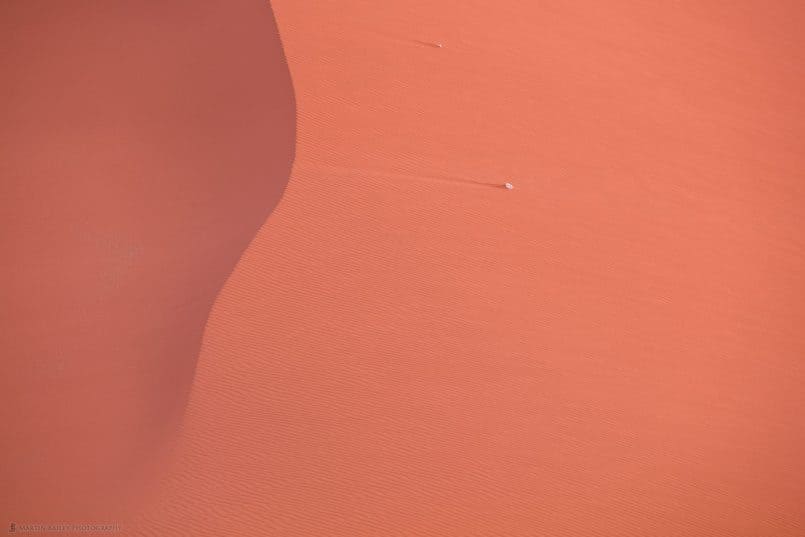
132,1 -> 805,535
0,0 -> 295,520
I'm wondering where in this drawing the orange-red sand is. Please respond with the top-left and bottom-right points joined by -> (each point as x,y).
3,1 -> 805,535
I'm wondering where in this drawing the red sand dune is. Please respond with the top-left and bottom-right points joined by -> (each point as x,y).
4,1 -> 805,535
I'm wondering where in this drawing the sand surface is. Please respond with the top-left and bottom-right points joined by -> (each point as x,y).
3,1 -> 805,535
